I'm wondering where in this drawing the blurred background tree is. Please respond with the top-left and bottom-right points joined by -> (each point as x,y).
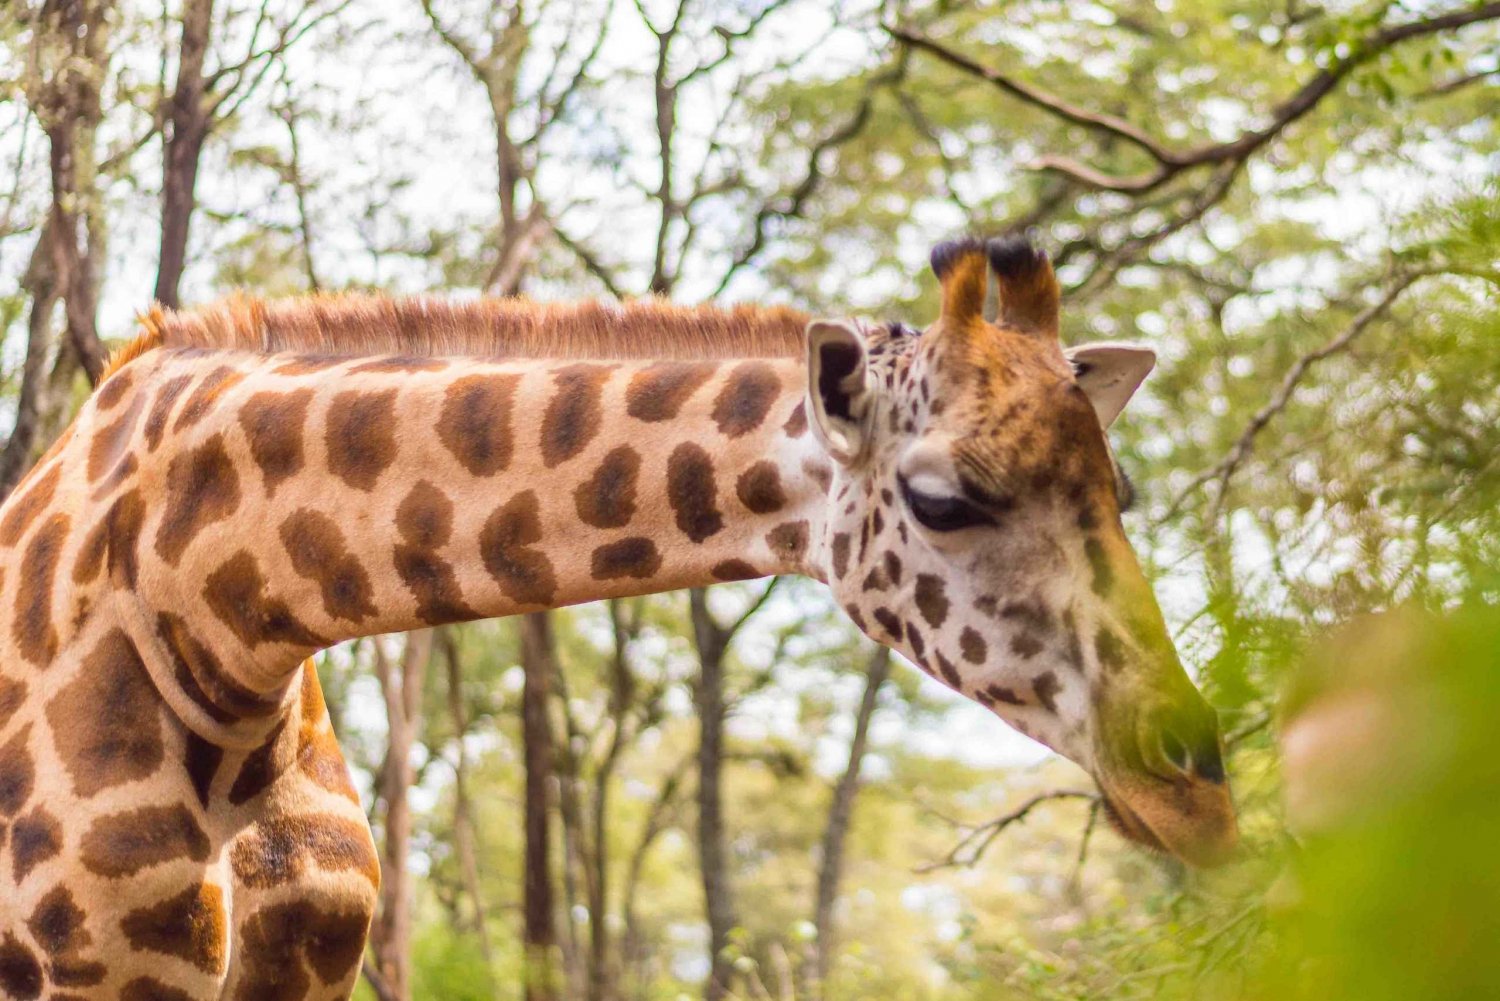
1,1 -> 1497,999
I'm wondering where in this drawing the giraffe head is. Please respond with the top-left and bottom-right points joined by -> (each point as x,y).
805,236 -> 1236,866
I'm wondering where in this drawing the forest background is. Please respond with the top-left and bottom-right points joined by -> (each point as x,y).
2,0 -> 1498,998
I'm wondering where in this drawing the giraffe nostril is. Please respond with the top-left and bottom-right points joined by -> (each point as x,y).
1161,729 -> 1191,773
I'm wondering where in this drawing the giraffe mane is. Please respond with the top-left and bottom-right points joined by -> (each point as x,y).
104,292 -> 811,382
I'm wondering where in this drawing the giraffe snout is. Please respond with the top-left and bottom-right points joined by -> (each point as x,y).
1094,691 -> 1240,867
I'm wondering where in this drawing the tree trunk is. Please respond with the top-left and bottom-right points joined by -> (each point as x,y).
371,631 -> 434,1001
46,119 -> 105,384
582,600 -> 638,1001
0,224 -> 61,500
442,632 -> 495,968
689,589 -> 736,1001
552,687 -> 589,1000
520,612 -> 560,1001
810,646 -> 892,996
29,0 -> 110,387
154,0 -> 215,308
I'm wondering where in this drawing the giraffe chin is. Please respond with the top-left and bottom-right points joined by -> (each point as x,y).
1097,775 -> 1240,868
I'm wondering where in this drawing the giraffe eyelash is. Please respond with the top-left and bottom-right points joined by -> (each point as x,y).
1116,467 -> 1136,513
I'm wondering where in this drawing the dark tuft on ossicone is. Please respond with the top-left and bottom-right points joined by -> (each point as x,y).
985,234 -> 1050,281
929,236 -> 986,281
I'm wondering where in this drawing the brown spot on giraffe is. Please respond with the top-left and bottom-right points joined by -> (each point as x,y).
230,814 -> 379,889
121,977 -> 197,1001
184,731 -> 223,809
239,389 -> 315,496
883,550 -> 903,586
27,886 -> 103,987
574,445 -> 640,528
120,881 -> 227,974
479,490 -> 557,606
667,442 -> 724,542
79,804 -> 210,878
985,684 -> 1025,706
541,363 -> 612,467
228,719 -> 288,806
325,388 -> 399,490
105,488 -> 147,588
908,622 -> 927,659
154,433 -> 241,566
0,674 -> 24,731
0,461 -> 60,546
272,354 -> 347,376
1011,633 -> 1045,658
203,551 -> 330,650
144,374 -> 194,450
915,574 -> 949,628
591,537 -> 663,580
872,607 -> 904,643
735,460 -> 787,514
0,724 -> 34,817
94,367 -> 134,409
159,611 -> 281,720
279,509 -> 378,623
173,365 -> 246,431
10,805 -> 61,882
348,355 -> 449,373
935,651 -> 963,689
12,513 -> 66,665
626,361 -> 717,422
12,426 -> 70,494
1095,627 -> 1126,673
394,481 -> 478,624
437,373 -> 518,476
90,451 -> 139,500
711,559 -> 760,582
782,400 -> 807,437
830,532 -> 852,579
0,933 -> 42,1000
712,360 -> 779,437
87,391 -> 146,482
959,626 -> 988,665
1060,610 -> 1086,673
802,457 -> 833,494
235,900 -> 370,999
46,631 -> 164,797
1032,671 -> 1061,713
766,520 -> 809,563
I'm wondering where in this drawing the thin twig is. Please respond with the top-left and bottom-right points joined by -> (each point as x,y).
892,4 -> 1500,193
916,790 -> 1096,872
1155,273 -> 1422,526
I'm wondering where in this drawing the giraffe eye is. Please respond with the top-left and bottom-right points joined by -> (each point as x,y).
898,475 -> 995,533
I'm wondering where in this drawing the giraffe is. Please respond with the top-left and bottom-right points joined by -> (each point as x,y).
0,235 -> 1235,999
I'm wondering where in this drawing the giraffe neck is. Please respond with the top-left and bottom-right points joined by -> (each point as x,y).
23,346 -> 829,746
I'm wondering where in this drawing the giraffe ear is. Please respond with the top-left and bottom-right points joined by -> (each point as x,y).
1065,342 -> 1156,427
805,319 -> 873,465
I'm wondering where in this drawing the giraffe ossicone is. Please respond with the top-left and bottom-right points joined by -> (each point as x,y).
0,235 -> 1234,998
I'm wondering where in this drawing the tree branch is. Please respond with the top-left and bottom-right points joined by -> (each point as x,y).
1156,272 -> 1422,525
887,25 -> 1175,167
916,790 -> 1096,872
710,47 -> 910,296
894,4 -> 1500,193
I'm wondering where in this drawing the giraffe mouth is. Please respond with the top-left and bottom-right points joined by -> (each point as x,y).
1096,772 -> 1239,867
1099,792 -> 1169,856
